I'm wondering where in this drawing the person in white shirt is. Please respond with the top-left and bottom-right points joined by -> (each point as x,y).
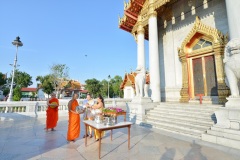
82,93 -> 95,138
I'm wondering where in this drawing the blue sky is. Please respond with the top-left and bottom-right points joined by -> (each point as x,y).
0,1 -> 149,86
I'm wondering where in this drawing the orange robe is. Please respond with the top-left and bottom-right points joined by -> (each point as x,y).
67,99 -> 80,141
46,98 -> 59,129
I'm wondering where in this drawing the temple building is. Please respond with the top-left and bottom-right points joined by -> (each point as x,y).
119,0 -> 240,104
60,80 -> 88,98
120,71 -> 150,98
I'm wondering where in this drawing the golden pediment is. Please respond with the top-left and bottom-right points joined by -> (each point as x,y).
179,16 -> 227,56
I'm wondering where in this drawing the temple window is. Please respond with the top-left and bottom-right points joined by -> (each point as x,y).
192,39 -> 212,50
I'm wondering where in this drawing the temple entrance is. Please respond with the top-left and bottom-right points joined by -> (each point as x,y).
179,17 -> 229,104
188,37 -> 219,99
192,55 -> 218,97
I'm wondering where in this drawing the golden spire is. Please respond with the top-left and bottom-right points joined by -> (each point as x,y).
124,0 -> 127,10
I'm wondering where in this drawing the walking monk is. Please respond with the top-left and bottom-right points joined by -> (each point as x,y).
46,93 -> 59,131
67,93 -> 85,142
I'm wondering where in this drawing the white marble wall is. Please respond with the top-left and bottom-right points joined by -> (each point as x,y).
158,0 -> 229,102
123,86 -> 135,99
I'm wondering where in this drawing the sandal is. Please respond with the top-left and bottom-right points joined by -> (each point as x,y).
83,134 -> 89,138
68,140 -> 75,143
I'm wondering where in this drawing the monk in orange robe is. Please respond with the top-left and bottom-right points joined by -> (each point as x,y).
46,93 -> 59,131
67,93 -> 85,142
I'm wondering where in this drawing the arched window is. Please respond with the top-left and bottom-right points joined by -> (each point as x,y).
192,39 -> 212,50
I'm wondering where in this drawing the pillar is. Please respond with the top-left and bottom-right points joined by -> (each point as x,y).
148,0 -> 161,102
137,23 -> 145,69
225,0 -> 240,39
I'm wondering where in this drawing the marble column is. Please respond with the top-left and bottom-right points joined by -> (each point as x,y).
137,24 -> 145,69
225,0 -> 240,39
148,2 -> 161,102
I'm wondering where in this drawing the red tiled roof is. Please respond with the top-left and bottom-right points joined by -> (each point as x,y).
120,72 -> 150,89
21,88 -> 37,92
119,0 -> 146,32
60,80 -> 81,90
80,90 -> 88,93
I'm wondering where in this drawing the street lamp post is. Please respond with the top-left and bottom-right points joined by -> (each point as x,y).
108,75 -> 111,99
7,36 -> 23,102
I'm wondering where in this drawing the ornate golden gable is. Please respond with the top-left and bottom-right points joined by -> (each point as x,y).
179,17 -> 226,56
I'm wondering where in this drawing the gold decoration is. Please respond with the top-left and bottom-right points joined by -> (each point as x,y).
137,25 -> 145,34
148,0 -> 157,18
178,16 -> 229,104
124,0 -> 131,10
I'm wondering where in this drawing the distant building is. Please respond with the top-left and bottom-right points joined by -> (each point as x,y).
20,87 -> 47,101
20,88 -> 38,101
120,71 -> 150,99
60,80 -> 88,99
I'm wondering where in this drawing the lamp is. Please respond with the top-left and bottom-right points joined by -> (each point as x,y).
7,36 -> 23,102
108,75 -> 111,99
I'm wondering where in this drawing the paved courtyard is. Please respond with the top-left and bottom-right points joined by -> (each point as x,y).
0,113 -> 240,160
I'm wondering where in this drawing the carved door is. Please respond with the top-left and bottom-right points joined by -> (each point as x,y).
205,55 -> 218,96
192,55 -> 218,96
193,58 -> 204,95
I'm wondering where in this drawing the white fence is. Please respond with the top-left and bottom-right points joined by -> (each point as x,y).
0,98 -> 131,117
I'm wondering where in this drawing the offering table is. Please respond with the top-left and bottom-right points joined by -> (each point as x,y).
83,120 -> 132,159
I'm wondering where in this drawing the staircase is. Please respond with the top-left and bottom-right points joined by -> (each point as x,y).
202,124 -> 240,150
142,103 -> 222,139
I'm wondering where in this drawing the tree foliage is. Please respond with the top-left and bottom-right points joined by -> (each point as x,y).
100,79 -> 108,98
85,75 -> 123,98
85,78 -> 102,98
3,88 -> 9,96
0,72 -> 7,96
111,75 -> 123,98
13,86 -> 21,101
0,72 -> 6,86
36,75 -> 54,97
8,70 -> 33,88
50,64 -> 69,94
7,70 -> 33,100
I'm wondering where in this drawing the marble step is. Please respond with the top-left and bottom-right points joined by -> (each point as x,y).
147,111 -> 215,122
150,108 -> 215,117
141,122 -> 201,139
146,115 -> 214,127
211,126 -> 240,135
146,112 -> 215,124
156,104 -> 221,112
154,107 -> 217,114
207,129 -> 240,141
158,102 -> 223,108
202,133 -> 240,150
144,104 -> 219,139
145,118 -> 208,134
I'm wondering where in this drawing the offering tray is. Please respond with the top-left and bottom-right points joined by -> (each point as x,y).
103,116 -> 116,126
94,115 -> 104,124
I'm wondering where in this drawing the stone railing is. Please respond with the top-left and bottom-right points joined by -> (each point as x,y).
0,98 -> 131,117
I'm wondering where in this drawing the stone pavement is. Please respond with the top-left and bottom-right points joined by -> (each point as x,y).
0,113 -> 240,160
